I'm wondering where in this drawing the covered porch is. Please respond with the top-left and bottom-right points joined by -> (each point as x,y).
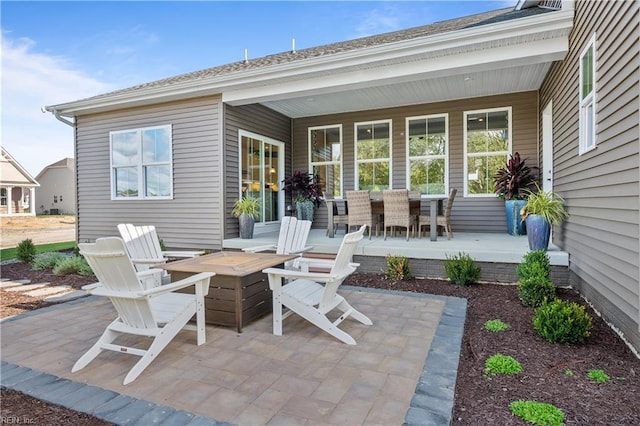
224,229 -> 570,285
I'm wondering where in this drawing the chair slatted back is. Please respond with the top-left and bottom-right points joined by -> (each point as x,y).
346,190 -> 373,230
382,189 -> 410,227
444,188 -> 458,219
276,216 -> 312,255
79,237 -> 157,329
319,225 -> 366,310
117,224 -> 164,272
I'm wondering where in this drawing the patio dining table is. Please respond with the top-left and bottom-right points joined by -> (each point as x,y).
326,194 -> 448,241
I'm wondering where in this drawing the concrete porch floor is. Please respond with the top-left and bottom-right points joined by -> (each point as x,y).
224,230 -> 569,266
1,287 -> 466,425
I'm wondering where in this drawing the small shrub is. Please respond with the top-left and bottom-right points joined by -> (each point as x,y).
484,353 -> 523,377
385,255 -> 411,280
516,250 -> 551,280
587,369 -> 610,383
16,239 -> 37,263
52,256 -> 94,277
533,299 -> 592,344
484,319 -> 510,332
32,252 -> 68,270
509,400 -> 565,426
518,275 -> 556,307
444,252 -> 480,285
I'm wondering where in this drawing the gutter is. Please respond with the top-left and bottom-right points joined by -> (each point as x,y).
44,106 -> 75,127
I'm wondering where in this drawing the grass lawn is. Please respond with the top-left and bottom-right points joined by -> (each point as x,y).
0,242 -> 77,262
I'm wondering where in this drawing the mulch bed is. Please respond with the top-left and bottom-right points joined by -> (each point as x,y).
1,261 -> 639,424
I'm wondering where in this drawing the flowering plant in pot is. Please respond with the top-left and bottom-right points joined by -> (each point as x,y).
232,196 -> 260,239
520,185 -> 568,250
493,152 -> 537,235
282,171 -> 322,221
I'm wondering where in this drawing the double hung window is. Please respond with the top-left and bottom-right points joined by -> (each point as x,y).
407,114 -> 448,196
579,34 -> 596,154
110,125 -> 173,199
464,108 -> 511,196
309,125 -> 342,197
355,120 -> 391,190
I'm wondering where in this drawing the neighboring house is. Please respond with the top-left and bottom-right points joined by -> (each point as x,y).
0,147 -> 39,216
35,158 -> 76,215
45,0 -> 639,351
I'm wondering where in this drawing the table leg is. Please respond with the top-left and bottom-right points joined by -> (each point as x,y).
327,199 -> 335,238
430,199 -> 438,241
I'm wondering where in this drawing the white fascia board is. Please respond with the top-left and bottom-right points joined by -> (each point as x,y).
49,9 -> 573,116
223,37 -> 569,105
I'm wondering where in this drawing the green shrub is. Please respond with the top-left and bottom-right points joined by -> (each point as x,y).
509,400 -> 565,426
516,250 -> 551,280
518,275 -> 556,307
444,252 -> 480,285
533,299 -> 592,344
587,369 -> 610,383
32,252 -> 68,270
52,256 -> 95,277
484,353 -> 523,377
484,319 -> 510,332
16,239 -> 37,263
385,255 -> 411,280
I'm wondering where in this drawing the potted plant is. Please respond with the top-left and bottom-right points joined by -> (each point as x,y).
493,152 -> 537,235
282,171 -> 322,221
520,185 -> 568,250
232,196 -> 260,239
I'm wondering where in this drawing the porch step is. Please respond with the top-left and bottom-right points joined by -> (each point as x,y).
25,285 -> 71,297
0,279 -> 31,289
3,283 -> 48,292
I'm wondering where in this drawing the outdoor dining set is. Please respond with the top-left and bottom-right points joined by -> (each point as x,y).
325,188 -> 457,241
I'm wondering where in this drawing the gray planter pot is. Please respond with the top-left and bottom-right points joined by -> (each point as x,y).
296,200 -> 315,221
238,214 -> 255,239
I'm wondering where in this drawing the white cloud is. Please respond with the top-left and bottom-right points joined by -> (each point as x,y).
1,33 -> 114,177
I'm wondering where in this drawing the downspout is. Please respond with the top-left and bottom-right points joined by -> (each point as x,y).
44,106 -> 75,128
43,106 -> 78,242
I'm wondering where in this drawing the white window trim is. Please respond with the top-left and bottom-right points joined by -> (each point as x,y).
405,113 -> 449,198
354,119 -> 393,190
463,106 -> 512,197
238,129 -> 285,226
308,124 -> 343,198
110,124 -> 173,200
579,33 -> 597,155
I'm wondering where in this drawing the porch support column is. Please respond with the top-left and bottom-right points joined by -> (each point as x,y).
29,187 -> 36,216
6,186 -> 13,215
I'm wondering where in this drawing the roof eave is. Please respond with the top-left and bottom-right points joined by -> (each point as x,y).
47,8 -> 574,117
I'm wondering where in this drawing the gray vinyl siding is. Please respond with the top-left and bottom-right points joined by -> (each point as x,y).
292,91 -> 539,232
75,96 -> 223,251
223,104 -> 291,238
539,0 -> 640,350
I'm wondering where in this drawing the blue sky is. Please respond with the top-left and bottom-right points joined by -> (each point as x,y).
1,1 -> 514,176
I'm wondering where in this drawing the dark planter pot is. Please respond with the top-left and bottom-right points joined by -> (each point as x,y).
296,200 -> 315,221
238,214 -> 255,239
525,214 -> 551,251
505,199 -> 527,236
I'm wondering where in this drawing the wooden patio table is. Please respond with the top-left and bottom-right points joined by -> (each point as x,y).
158,251 -> 297,333
326,195 -> 448,241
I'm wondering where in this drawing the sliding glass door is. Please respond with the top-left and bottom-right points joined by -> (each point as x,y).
239,131 -> 284,224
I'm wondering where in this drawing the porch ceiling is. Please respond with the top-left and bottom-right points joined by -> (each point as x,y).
258,62 -> 552,118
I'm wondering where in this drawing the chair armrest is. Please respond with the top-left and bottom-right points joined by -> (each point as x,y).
130,257 -> 167,265
242,245 -> 276,253
162,250 -> 204,258
140,272 -> 215,297
262,267 -> 343,283
289,246 -> 314,255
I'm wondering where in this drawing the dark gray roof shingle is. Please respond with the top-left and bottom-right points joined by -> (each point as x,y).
76,6 -> 556,103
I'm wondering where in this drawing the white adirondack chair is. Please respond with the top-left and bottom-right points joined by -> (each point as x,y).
243,216 -> 313,269
118,223 -> 205,287
74,237 -> 214,385
263,225 -> 372,345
